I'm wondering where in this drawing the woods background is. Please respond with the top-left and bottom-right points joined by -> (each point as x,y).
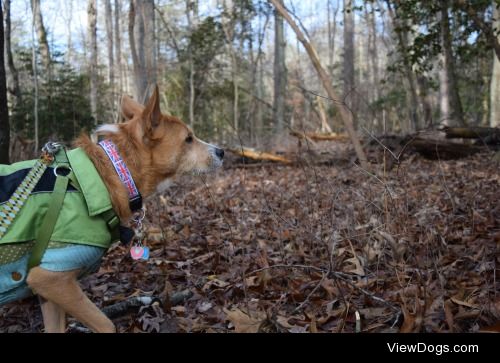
0,0 -> 499,163
0,1 -> 499,333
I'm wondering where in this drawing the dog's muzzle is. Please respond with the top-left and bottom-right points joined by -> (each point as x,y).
215,148 -> 224,160
207,144 -> 224,170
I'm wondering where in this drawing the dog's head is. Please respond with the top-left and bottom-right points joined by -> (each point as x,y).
98,86 -> 224,189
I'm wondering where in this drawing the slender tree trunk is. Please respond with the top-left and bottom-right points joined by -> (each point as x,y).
417,75 -> 433,127
343,0 -> 356,128
490,1 -> 500,127
221,0 -> 240,134
439,54 -> 450,125
64,0 -> 73,64
31,0 -> 51,74
186,0 -> 198,127
105,0 -> 115,93
87,0 -> 98,124
273,0 -> 286,134
327,0 -> 339,77
4,0 -> 21,108
255,12 -> 269,145
440,0 -> 465,126
386,1 -> 419,132
31,4 -> 39,152
129,0 -> 140,100
269,0 -> 369,170
317,96 -> 333,133
114,0 -> 123,102
142,0 -> 156,89
0,4 -> 10,164
130,0 -> 150,101
367,3 -> 380,129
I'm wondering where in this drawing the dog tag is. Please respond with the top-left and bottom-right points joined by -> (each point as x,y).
130,246 -> 144,260
141,247 -> 150,260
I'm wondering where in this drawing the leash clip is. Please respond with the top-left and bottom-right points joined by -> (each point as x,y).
42,142 -> 63,155
41,142 -> 63,165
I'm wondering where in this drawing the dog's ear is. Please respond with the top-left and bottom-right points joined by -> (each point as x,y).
142,85 -> 162,137
121,95 -> 144,121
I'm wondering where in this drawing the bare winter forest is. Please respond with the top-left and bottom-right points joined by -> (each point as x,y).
0,0 -> 499,333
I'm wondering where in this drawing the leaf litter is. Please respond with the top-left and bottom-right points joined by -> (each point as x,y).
0,152 -> 498,332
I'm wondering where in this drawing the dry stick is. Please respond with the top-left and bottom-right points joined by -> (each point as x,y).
269,0 -> 369,171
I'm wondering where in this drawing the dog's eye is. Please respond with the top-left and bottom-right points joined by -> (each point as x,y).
185,135 -> 193,144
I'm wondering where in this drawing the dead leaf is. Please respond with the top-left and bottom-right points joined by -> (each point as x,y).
344,257 -> 365,276
450,297 -> 479,309
400,307 -> 416,333
223,308 -> 263,333
444,300 -> 454,332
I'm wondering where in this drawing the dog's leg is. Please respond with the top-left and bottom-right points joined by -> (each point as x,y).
39,297 -> 66,333
27,267 -> 116,333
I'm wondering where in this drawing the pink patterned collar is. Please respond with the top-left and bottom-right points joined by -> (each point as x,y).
98,139 -> 143,211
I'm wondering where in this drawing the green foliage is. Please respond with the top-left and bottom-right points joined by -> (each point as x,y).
10,49 -> 110,144
382,0 -> 497,125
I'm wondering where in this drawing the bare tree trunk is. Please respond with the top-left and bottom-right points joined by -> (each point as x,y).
129,0 -> 144,101
105,0 -> 115,93
490,1 -> 500,127
31,4 -> 39,152
186,0 -> 198,127
367,3 -> 379,129
269,0 -> 369,170
129,0 -> 151,101
221,0 -> 240,134
31,0 -> 51,74
114,0 -> 123,102
0,4 -> 10,164
4,0 -> 21,108
255,12 -> 270,145
63,0 -> 73,64
343,0 -> 356,128
142,0 -> 156,88
87,0 -> 98,124
317,96 -> 333,133
327,0 -> 339,77
439,54 -> 450,125
417,75 -> 433,127
273,0 -> 286,134
440,0 -> 465,126
386,1 -> 419,132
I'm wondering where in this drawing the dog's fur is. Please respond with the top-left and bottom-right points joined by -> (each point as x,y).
23,86 -> 223,332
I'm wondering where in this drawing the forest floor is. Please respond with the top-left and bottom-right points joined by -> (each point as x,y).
1,150 -> 499,333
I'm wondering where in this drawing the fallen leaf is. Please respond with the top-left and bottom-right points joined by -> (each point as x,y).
344,257 -> 365,276
223,308 -> 263,333
450,297 -> 479,309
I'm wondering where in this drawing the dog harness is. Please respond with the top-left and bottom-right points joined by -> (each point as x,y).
0,144 -> 123,305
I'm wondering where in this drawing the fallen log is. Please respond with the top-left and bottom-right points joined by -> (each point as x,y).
228,147 -> 292,164
409,138 -> 483,160
442,126 -> 500,142
290,129 -> 349,142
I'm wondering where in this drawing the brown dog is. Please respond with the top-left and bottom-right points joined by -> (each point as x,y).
22,86 -> 223,332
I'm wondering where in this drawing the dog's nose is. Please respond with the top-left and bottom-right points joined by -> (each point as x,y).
216,148 -> 224,160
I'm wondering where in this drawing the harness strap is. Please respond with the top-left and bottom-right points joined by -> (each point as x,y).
101,209 -> 120,243
28,174 -> 69,270
27,147 -> 72,270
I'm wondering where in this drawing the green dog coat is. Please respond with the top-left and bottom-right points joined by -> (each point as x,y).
0,148 -> 120,305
